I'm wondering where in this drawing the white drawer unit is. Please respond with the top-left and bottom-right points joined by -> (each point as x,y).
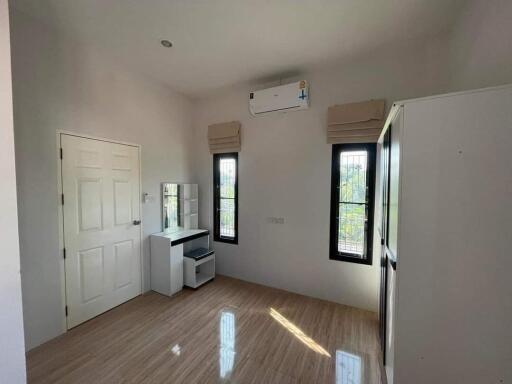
150,234 -> 184,296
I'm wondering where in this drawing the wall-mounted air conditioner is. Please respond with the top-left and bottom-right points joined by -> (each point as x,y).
249,80 -> 309,116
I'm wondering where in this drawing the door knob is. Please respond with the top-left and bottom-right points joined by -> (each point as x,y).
133,220 -> 141,225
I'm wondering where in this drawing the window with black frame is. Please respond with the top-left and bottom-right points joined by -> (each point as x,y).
213,153 -> 238,244
330,143 -> 376,264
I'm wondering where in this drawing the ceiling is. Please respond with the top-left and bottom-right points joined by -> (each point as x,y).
12,0 -> 467,98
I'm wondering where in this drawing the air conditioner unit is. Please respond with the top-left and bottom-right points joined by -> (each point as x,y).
249,80 -> 309,116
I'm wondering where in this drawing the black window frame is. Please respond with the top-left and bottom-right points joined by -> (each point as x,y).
329,143 -> 376,265
213,152 -> 239,244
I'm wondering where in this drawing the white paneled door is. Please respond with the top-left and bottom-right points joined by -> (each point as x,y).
61,134 -> 141,329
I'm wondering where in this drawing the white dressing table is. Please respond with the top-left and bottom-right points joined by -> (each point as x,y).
151,183 -> 215,297
150,228 -> 215,296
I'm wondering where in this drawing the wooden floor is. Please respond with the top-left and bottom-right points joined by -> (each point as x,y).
27,276 -> 384,384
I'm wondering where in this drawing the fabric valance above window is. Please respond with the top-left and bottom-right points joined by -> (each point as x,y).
327,99 -> 386,144
208,121 -> 241,153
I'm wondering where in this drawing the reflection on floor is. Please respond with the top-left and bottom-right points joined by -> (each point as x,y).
27,275 -> 384,384
337,350 -> 362,384
219,309 -> 236,378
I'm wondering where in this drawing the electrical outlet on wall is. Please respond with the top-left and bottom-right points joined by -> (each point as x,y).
267,217 -> 285,224
142,192 -> 154,203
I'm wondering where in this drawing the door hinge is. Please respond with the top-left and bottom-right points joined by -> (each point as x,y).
65,306 -> 68,317
61,193 -> 64,205
60,147 -> 63,159
63,248 -> 66,259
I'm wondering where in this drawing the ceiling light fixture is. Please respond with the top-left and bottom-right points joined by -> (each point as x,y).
160,40 -> 173,48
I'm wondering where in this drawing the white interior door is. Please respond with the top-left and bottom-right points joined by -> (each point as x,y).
61,134 -> 141,329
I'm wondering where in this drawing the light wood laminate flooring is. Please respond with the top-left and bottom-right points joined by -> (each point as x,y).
27,276 -> 385,384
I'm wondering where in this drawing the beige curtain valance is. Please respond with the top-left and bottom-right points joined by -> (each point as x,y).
327,99 -> 386,144
208,121 -> 241,153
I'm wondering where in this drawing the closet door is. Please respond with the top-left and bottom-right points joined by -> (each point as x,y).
384,107 -> 402,383
379,106 -> 402,370
379,126 -> 391,360
387,109 -> 402,261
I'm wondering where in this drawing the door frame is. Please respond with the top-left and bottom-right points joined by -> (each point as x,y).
56,131 -> 143,331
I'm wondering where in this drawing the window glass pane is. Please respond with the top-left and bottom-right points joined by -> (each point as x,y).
338,203 -> 365,256
338,150 -> 368,256
340,151 -> 367,204
214,154 -> 237,243
220,198 -> 235,238
218,157 -> 236,239
220,158 -> 236,198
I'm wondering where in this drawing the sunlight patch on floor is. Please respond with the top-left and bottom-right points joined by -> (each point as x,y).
269,307 -> 331,357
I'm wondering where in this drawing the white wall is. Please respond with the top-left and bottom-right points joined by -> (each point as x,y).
192,38 -> 449,312
0,0 -> 27,381
449,0 -> 512,90
10,10 -> 195,350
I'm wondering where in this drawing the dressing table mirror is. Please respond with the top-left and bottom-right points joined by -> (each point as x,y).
161,183 -> 198,231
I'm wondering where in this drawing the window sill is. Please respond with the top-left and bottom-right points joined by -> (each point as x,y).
214,237 -> 238,245
329,253 -> 372,265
